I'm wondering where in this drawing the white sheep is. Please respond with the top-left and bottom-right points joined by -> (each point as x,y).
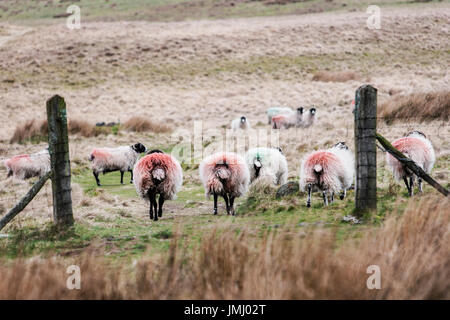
231,116 -> 251,131
133,150 -> 183,221
385,131 -> 435,196
298,107 -> 317,128
199,152 -> 250,215
246,147 -> 288,186
271,108 -> 304,129
4,149 -> 50,180
299,142 -> 354,207
266,106 -> 293,124
89,142 -> 146,186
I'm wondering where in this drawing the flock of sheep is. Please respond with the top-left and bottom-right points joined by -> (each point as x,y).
3,106 -> 436,222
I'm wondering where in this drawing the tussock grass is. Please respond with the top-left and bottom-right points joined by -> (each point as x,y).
10,119 -> 113,144
312,70 -> 361,82
123,116 -> 172,134
379,91 -> 450,123
0,195 -> 448,299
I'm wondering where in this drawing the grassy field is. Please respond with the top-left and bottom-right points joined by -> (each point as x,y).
0,0 -> 449,299
2,0 -> 447,24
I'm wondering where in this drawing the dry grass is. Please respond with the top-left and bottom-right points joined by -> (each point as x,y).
0,195 -> 448,299
379,91 -> 450,123
10,119 -> 109,144
122,116 -> 172,133
312,70 -> 361,82
9,119 -> 48,144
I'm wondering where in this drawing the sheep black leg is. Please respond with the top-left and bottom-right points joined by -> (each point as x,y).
129,170 -> 133,184
330,192 -> 334,204
158,195 -> 164,218
213,192 -> 218,215
223,194 -> 230,215
120,171 -> 124,184
148,194 -> 154,220
306,184 -> 312,208
93,171 -> 101,186
322,191 -> 328,206
340,189 -> 346,200
229,195 -> 235,216
403,176 -> 411,196
409,176 -> 415,196
418,177 -> 423,193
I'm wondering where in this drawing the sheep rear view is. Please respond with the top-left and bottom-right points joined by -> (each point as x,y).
89,142 -> 146,186
299,142 -> 354,207
199,152 -> 250,215
272,108 -> 303,129
133,150 -> 183,221
385,131 -> 435,196
4,149 -> 50,180
266,106 -> 293,124
246,147 -> 288,186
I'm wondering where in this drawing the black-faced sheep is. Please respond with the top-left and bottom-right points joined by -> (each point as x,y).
133,150 -> 183,221
89,142 -> 146,186
231,116 -> 251,131
199,152 -> 250,215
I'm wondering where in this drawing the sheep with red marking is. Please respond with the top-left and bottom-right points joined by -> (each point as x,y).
385,131 -> 435,196
89,143 -> 146,186
266,106 -> 294,124
299,142 -> 354,207
199,152 -> 250,216
272,108 -> 303,129
4,149 -> 50,180
133,150 -> 183,221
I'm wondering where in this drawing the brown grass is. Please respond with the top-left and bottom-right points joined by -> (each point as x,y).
0,195 -> 448,299
312,70 -> 360,82
379,91 -> 450,123
122,116 -> 172,133
10,119 -> 108,144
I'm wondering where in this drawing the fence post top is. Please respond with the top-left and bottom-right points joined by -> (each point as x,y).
356,84 -> 377,93
46,95 -> 66,105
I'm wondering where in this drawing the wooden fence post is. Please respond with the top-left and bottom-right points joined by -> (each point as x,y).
47,95 -> 74,227
354,85 -> 377,215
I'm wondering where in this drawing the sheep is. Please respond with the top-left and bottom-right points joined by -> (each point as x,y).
133,150 -> 183,221
299,142 -> 354,207
199,152 -> 250,215
89,142 -> 146,186
385,131 -> 435,196
266,106 -> 293,124
298,107 -> 317,128
272,107 -> 304,129
231,116 -> 251,131
245,147 -> 288,186
4,149 -> 50,180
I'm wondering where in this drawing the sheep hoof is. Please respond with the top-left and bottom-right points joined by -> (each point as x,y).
340,195 -> 344,200
306,203 -> 311,208
97,183 -> 101,187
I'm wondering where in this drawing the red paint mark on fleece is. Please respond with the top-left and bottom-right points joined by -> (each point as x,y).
90,149 -> 112,161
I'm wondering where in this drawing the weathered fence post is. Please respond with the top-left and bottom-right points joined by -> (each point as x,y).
47,95 -> 74,227
354,85 -> 377,215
